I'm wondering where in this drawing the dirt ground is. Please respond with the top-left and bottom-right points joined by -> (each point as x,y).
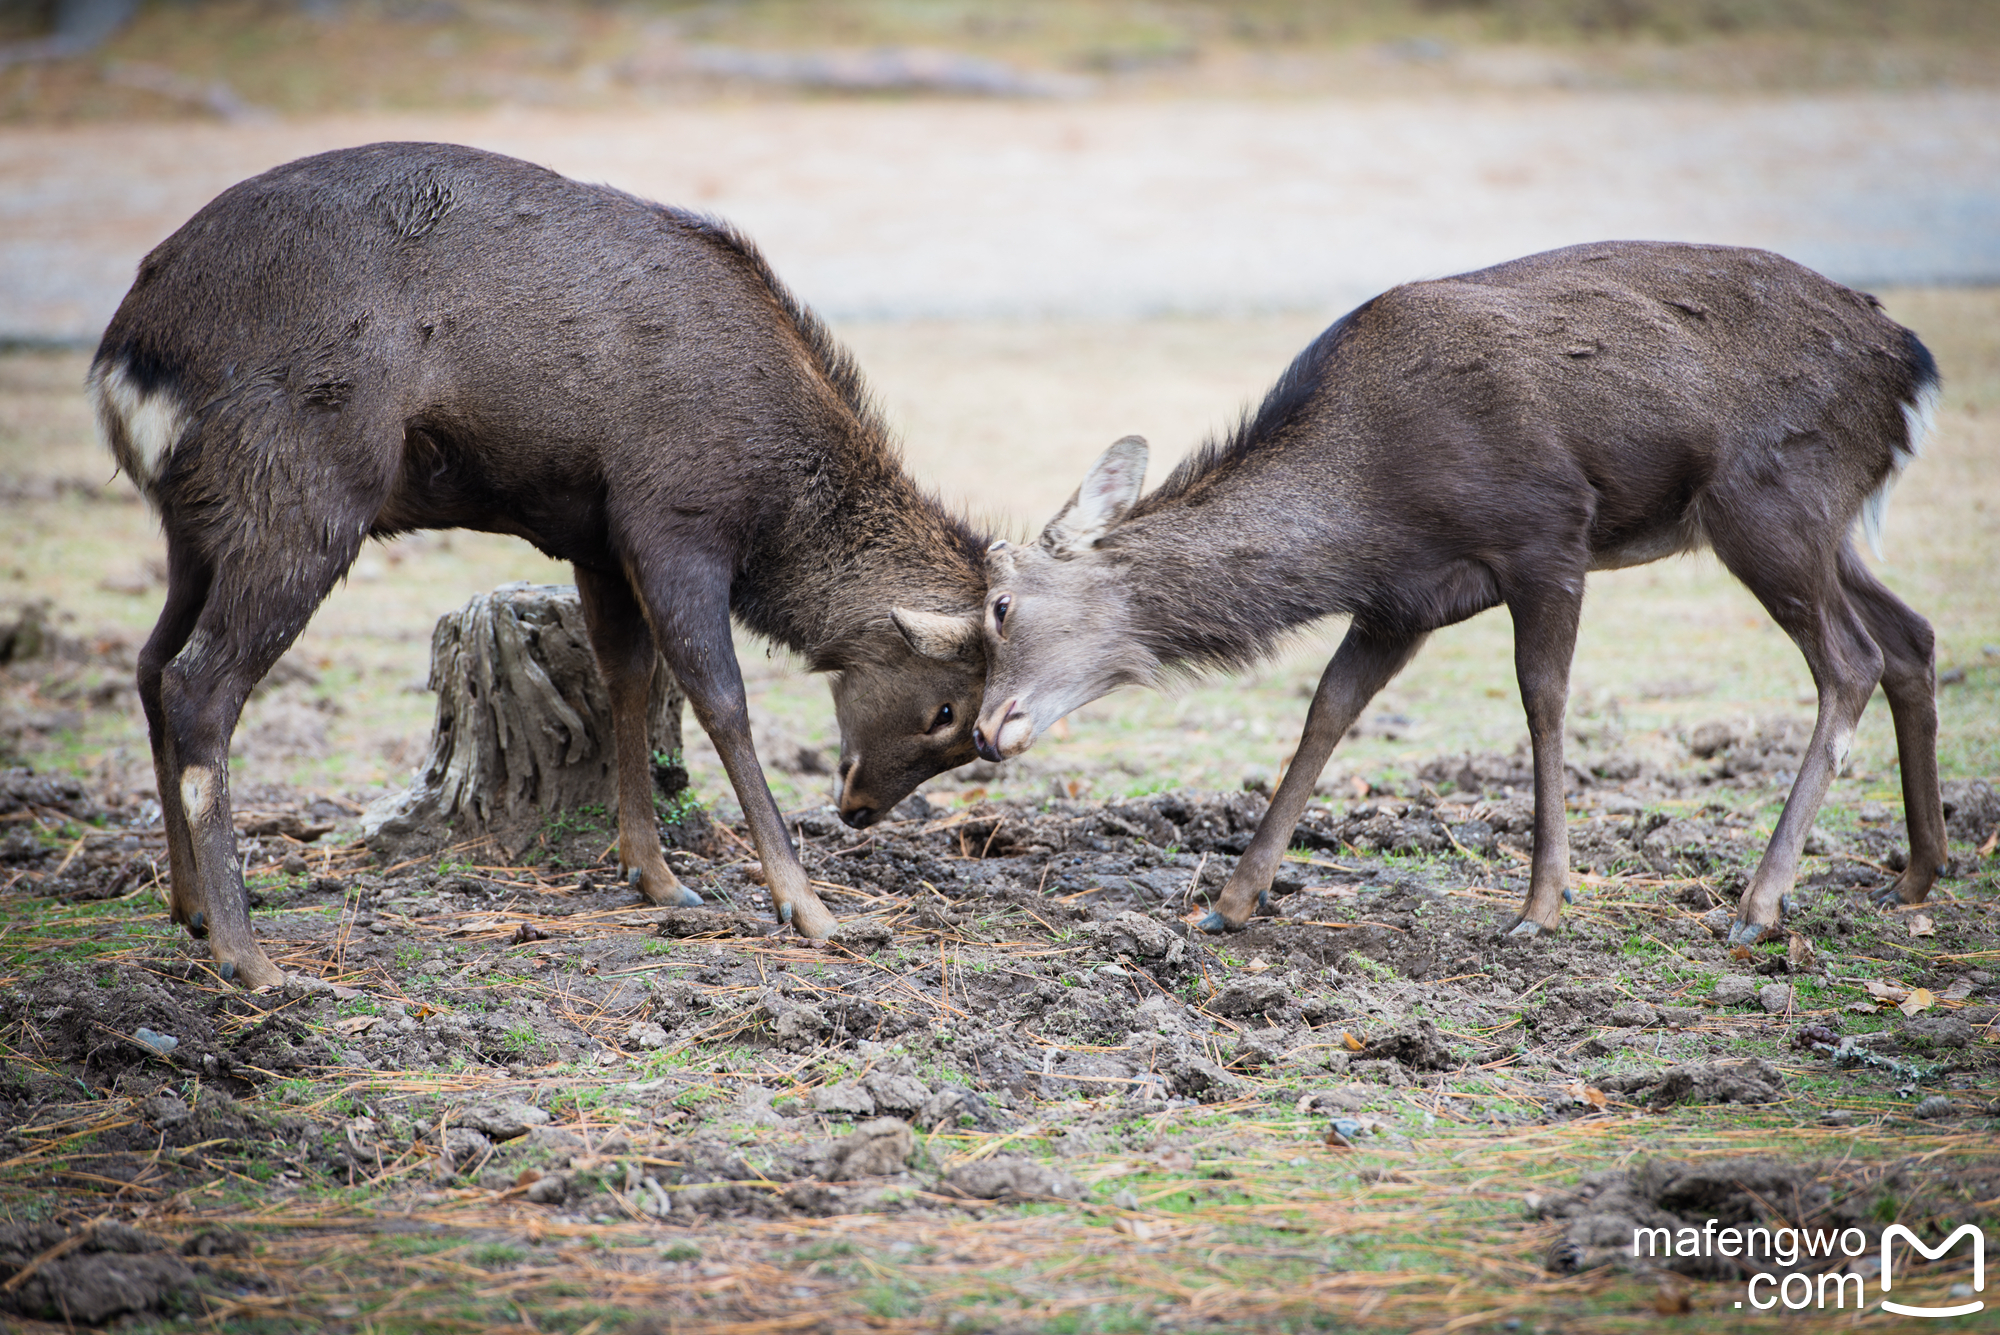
0,671 -> 1996,1330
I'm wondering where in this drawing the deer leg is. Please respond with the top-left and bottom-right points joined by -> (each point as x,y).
1498,584 -> 1585,939
1714,557 -> 1882,946
637,557 -> 838,939
135,539 -> 212,935
1201,623 -> 1426,932
155,539 -> 357,989
573,565 -> 700,908
1838,550 -> 1948,908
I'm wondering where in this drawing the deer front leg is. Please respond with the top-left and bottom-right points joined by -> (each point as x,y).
574,565 -> 700,908
643,561 -> 838,939
1498,585 -> 1583,939
1202,624 -> 1425,932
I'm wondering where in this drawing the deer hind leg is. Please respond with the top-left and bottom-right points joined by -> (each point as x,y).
573,564 -> 700,908
156,523 -> 362,989
632,549 -> 838,939
136,538 -> 213,934
1202,623 -> 1426,933
1711,541 -> 1883,946
1836,548 -> 1947,907
1498,581 -> 1586,939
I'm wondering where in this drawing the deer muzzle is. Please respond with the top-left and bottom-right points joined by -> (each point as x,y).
973,698 -> 1035,762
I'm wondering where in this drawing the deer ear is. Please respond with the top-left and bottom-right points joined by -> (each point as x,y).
889,607 -> 983,663
1040,436 -> 1148,555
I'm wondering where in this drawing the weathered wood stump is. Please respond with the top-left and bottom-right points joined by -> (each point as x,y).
362,582 -> 691,859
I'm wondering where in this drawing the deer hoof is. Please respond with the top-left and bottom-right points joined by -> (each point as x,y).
1196,910 -> 1245,934
1725,919 -> 1777,947
672,885 -> 703,908
188,910 -> 207,937
218,961 -> 236,982
1257,889 -> 1272,915
626,867 -> 643,889
777,902 -> 794,926
1499,916 -> 1552,940
1562,885 -> 1577,905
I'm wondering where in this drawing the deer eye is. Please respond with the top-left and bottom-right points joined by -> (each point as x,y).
991,595 -> 1011,633
931,704 -> 953,730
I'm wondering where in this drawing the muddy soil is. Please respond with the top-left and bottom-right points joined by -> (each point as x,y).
1,629 -> 1997,1325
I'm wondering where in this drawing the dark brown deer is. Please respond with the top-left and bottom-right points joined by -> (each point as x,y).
972,241 -> 1946,948
91,141 -> 990,989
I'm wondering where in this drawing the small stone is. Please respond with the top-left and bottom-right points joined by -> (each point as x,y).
1913,1096 -> 1958,1120
1608,1000 -> 1658,1028
134,1027 -> 179,1056
861,1071 -> 930,1115
1820,1109 -> 1854,1126
626,1020 -> 668,1050
442,1126 -> 493,1169
140,1094 -> 193,1129
1700,906 -> 1735,937
941,1155 -> 1084,1202
811,1081 -> 876,1116
280,853 -> 309,876
1901,1015 -> 1975,1049
525,1173 -> 568,1204
823,1117 -> 914,1177
454,1099 -> 551,1141
1712,975 -> 1758,1007
1758,983 -> 1794,1014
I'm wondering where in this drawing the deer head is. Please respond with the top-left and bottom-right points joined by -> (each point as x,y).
974,435 -> 1160,762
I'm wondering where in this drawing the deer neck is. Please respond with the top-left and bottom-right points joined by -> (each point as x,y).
734,441 -> 984,667
1105,483 -> 1362,674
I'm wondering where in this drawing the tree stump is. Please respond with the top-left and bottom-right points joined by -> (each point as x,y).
363,582 -> 689,859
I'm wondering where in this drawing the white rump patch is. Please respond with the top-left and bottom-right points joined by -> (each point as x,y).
88,360 -> 188,499
1859,379 -> 1940,559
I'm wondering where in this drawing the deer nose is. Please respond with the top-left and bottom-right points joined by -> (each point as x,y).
973,725 -> 1003,764
840,804 -> 877,829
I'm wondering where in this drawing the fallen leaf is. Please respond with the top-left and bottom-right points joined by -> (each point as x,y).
334,1015 -> 382,1035
1113,1216 -> 1163,1240
1865,979 -> 1910,1004
1341,1030 -> 1365,1052
1845,1001 -> 1881,1014
1566,1081 -> 1608,1109
1979,828 -> 1997,857
1730,945 -> 1755,961
1786,933 -> 1819,973
1908,914 -> 1935,938
1899,987 -> 1937,1017
1941,977 -> 1975,1002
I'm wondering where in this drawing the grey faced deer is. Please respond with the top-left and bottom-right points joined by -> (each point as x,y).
972,241 -> 1946,949
91,142 -> 990,989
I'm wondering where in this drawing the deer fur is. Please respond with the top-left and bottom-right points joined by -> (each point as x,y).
91,141 -> 989,988
974,241 -> 1946,947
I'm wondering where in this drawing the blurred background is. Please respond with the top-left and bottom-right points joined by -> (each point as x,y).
2,0 -> 1995,821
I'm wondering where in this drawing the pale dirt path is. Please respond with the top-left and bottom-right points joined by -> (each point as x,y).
3,90 -> 1997,342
